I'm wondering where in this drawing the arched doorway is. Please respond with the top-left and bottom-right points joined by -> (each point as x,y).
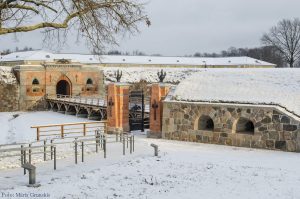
235,117 -> 255,135
56,80 -> 71,96
197,115 -> 214,131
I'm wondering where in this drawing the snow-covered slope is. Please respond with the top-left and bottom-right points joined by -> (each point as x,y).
0,66 -> 16,84
104,67 -> 200,84
171,68 -> 300,116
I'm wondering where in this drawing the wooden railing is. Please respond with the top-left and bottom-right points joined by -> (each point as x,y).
31,121 -> 107,141
47,94 -> 107,106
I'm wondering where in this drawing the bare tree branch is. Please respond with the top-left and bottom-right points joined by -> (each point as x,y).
0,0 -> 149,53
262,18 -> 300,67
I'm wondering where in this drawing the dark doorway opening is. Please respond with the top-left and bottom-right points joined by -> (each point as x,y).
56,80 -> 71,96
198,115 -> 214,131
236,117 -> 255,135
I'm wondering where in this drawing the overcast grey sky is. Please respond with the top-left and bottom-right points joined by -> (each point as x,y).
1,0 -> 300,56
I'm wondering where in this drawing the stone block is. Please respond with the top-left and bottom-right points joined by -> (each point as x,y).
212,133 -> 220,143
272,115 -> 280,123
203,136 -> 210,143
286,141 -> 296,152
196,135 -> 202,142
268,131 -> 279,140
258,126 -> 267,132
225,138 -> 233,146
283,124 -> 298,132
266,140 -> 275,149
261,116 -> 272,124
275,141 -> 286,150
220,133 -> 228,138
281,116 -> 290,124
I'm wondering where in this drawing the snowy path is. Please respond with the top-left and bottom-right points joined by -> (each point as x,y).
1,136 -> 300,199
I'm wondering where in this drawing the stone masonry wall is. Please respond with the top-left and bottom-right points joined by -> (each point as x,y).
0,82 -> 19,112
162,101 -> 300,152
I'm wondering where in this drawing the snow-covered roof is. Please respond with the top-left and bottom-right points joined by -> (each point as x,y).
170,69 -> 300,116
0,50 -> 54,62
0,50 -> 276,67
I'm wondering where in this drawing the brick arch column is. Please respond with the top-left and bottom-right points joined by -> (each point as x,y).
148,83 -> 170,138
107,83 -> 130,133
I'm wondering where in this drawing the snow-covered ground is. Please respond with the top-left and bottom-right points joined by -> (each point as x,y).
172,68 -> 300,116
104,67 -> 200,84
0,112 -> 300,199
0,112 -> 89,145
1,137 -> 300,199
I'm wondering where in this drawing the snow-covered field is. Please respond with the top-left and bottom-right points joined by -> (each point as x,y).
172,68 -> 300,116
0,112 -> 300,199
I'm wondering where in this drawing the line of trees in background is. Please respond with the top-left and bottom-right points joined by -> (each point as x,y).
1,47 -> 34,55
192,46 -> 286,68
0,46 -> 289,67
107,46 -> 287,67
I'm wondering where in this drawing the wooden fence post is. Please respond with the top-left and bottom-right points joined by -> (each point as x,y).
61,125 -> 64,138
83,123 -> 86,136
37,128 -> 40,141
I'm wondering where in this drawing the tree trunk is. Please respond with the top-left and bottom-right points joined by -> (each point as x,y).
289,59 -> 294,68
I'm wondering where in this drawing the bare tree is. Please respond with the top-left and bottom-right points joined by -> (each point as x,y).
262,18 -> 300,68
0,0 -> 150,53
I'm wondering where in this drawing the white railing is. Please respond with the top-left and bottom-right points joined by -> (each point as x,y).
48,94 -> 107,106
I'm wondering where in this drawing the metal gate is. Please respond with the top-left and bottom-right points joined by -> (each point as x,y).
129,90 -> 149,131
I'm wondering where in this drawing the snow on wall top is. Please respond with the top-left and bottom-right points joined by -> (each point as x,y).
171,69 -> 300,116
0,50 -> 276,67
0,66 -> 17,84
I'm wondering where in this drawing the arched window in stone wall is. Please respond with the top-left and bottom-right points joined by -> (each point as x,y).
198,115 -> 214,131
236,118 -> 254,135
86,78 -> 93,85
32,78 -> 40,92
32,78 -> 39,85
86,78 -> 94,92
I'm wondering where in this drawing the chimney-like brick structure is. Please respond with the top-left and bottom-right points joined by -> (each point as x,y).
107,83 -> 130,133
149,83 -> 170,138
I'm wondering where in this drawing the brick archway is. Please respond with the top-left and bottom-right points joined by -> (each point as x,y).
56,76 -> 72,96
